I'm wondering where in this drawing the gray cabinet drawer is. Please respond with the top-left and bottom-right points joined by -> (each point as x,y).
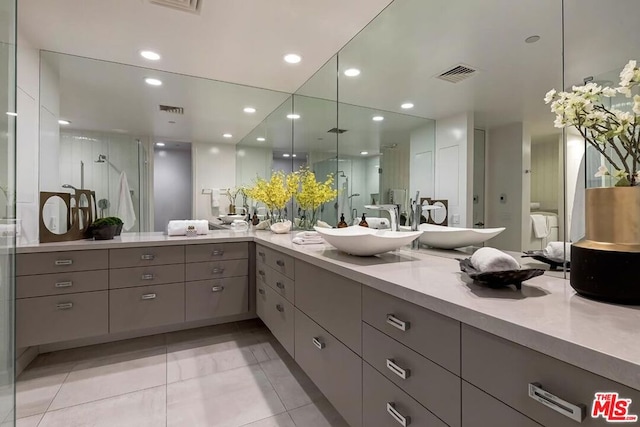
363,362 -> 448,427
186,277 -> 249,322
109,283 -> 185,333
363,323 -> 461,427
17,270 -> 108,298
257,260 -> 294,304
363,286 -> 460,374
295,261 -> 362,355
17,250 -> 108,276
294,309 -> 362,427
186,242 -> 248,263
462,381 -> 542,427
17,291 -> 108,347
256,245 -> 294,280
109,246 -> 184,268
462,325 -> 640,426
186,259 -> 248,281
109,264 -> 185,289
256,283 -> 294,357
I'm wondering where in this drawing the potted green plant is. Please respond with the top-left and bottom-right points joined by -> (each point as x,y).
90,217 -> 119,240
104,216 -> 124,236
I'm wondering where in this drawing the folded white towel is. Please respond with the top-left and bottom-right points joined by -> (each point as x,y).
292,237 -> 324,245
211,189 -> 220,208
544,242 -> 571,260
116,171 -> 137,231
167,219 -> 209,236
471,247 -> 520,272
531,214 -> 549,238
296,231 -> 319,238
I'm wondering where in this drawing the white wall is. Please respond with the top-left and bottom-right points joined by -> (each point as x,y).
531,136 -> 561,212
235,146 -> 272,188
434,112 -> 474,226
193,143 -> 236,221
154,148 -> 192,231
380,139 -> 410,206
410,121 -> 436,201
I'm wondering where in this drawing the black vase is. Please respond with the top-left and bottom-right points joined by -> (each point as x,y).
93,225 -> 117,240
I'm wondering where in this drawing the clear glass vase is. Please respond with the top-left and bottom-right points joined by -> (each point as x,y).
299,207 -> 320,231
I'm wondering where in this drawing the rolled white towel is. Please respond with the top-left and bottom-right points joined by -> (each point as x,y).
543,242 -> 571,260
167,220 -> 187,236
186,219 -> 209,235
471,247 -> 520,272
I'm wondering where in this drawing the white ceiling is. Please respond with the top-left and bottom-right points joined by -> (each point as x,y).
19,0 -> 393,93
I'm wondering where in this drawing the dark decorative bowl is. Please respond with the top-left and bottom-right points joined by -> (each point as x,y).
93,224 -> 117,240
458,258 -> 545,290
115,223 -> 123,236
522,250 -> 570,271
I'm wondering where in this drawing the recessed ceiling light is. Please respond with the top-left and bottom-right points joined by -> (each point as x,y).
145,78 -> 162,86
243,107 -> 256,113
5,112 -> 17,117
401,103 -> 414,109
292,154 -> 297,158
283,153 -> 290,157
284,54 -> 301,64
58,119 -> 71,125
140,50 -> 161,61
372,116 -> 384,122
155,142 -> 165,147
256,137 -> 266,142
287,114 -> 301,119
360,151 -> 369,155
525,35 -> 541,44
344,68 -> 361,77
223,133 -> 232,138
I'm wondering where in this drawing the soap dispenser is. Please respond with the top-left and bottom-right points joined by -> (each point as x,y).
337,213 -> 348,228
359,213 -> 369,227
252,210 -> 259,226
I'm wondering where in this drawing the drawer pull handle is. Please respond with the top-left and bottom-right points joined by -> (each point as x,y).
54,259 -> 73,266
56,302 -> 73,310
258,270 -> 266,277
258,251 -> 266,258
528,383 -> 586,422
387,402 -> 410,426
387,314 -> 410,332
386,359 -> 410,380
211,250 -> 224,256
276,281 -> 285,290
276,259 -> 285,267
141,293 -> 157,300
55,281 -> 73,288
140,254 -> 155,260
312,337 -> 325,350
275,304 -> 285,312
212,268 -> 225,275
258,288 -> 266,295
141,274 -> 155,280
211,286 -> 225,292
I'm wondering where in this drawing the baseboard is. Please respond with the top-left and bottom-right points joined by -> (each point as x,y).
38,312 -> 258,353
16,346 -> 38,376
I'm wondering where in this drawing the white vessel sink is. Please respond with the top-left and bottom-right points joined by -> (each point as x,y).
219,214 -> 246,224
400,223 -> 505,249
314,226 -> 422,256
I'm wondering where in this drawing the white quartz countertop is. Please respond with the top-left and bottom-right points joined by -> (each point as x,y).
17,230 -> 640,390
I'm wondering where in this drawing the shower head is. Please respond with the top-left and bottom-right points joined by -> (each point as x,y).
62,184 -> 77,191
95,154 -> 107,163
336,170 -> 347,178
348,193 -> 360,199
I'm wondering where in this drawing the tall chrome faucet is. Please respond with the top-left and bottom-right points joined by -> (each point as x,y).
364,204 -> 399,231
411,191 -> 421,231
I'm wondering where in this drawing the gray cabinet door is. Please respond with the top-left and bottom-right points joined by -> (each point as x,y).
257,260 -> 294,303
256,282 -> 294,357
363,362 -> 448,427
17,270 -> 108,298
109,246 -> 184,268
186,242 -> 249,263
295,261 -> 362,355
462,381 -> 542,427
256,245 -> 295,279
363,286 -> 460,374
363,323 -> 461,427
186,277 -> 249,321
462,325 -> 640,427
109,264 -> 185,289
294,309 -> 362,427
17,250 -> 108,276
186,259 -> 248,281
110,283 -> 185,333
17,291 -> 109,347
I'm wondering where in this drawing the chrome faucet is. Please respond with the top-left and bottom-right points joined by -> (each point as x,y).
364,204 -> 399,231
411,191 -> 421,231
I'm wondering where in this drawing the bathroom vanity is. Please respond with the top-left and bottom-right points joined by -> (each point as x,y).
16,231 -> 640,426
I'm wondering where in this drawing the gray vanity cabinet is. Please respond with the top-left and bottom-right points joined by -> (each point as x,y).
256,281 -> 294,356
462,381 -> 543,427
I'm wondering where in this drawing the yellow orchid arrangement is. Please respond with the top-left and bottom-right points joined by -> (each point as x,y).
294,167 -> 337,229
245,170 -> 300,217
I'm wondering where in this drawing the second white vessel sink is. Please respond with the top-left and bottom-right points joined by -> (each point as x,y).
314,226 -> 423,256
400,223 -> 505,249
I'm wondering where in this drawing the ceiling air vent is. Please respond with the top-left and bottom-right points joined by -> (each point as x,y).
436,64 -> 477,83
159,105 -> 185,115
149,0 -> 202,14
327,128 -> 348,134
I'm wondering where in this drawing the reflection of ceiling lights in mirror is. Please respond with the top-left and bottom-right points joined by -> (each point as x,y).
139,50 -> 161,61
256,137 -> 266,142
360,151 -> 369,155
243,107 -> 256,113
401,103 -> 414,109
6,112 -> 17,116
223,133 -> 232,138
283,153 -> 290,157
525,35 -> 541,44
58,119 -> 71,125
287,114 -> 301,119
284,54 -> 301,64
292,154 -> 297,158
155,142 -> 165,146
344,68 -> 361,77
144,78 -> 162,86
372,116 -> 384,121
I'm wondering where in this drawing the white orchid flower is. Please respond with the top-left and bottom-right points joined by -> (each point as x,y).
544,89 -> 557,104
594,165 -> 610,177
633,95 -> 640,115
613,169 -> 629,180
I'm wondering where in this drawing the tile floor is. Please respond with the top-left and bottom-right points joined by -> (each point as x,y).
13,320 -> 349,427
